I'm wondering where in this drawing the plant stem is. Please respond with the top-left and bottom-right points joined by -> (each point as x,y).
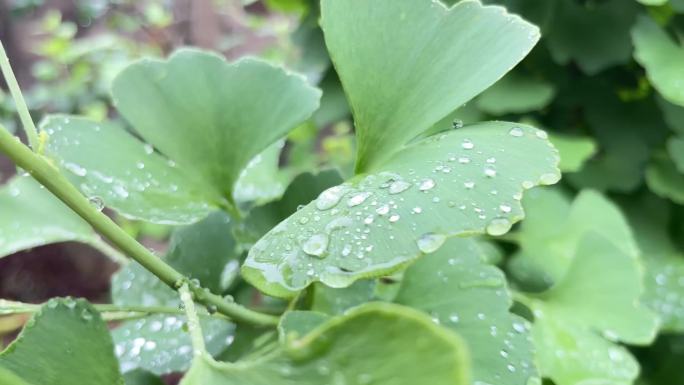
0,127 -> 279,326
0,42 -> 39,151
90,238 -> 129,265
179,283 -> 207,355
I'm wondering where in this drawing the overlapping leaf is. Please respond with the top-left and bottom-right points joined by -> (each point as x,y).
0,175 -> 98,258
0,298 -> 123,385
633,15 -> 684,107
45,49 -> 321,224
110,212 -> 237,375
243,122 -> 560,298
180,303 -> 470,385
476,71 -> 555,115
395,238 -> 538,385
321,0 -> 541,171
522,233 -> 659,385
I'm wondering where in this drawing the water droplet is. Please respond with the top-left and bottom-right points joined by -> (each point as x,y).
461,139 -> 474,149
509,127 -> 524,137
143,144 -> 154,154
316,186 -> 347,210
484,167 -> 497,178
499,204 -> 512,213
412,207 -> 423,214
464,181 -> 475,189
522,181 -> 535,189
535,129 -> 548,139
458,157 -> 470,164
376,204 -> 390,215
64,162 -> 87,177
302,233 -> 329,258
419,178 -> 436,191
540,172 -> 560,185
452,119 -> 464,129
449,313 -> 460,323
417,233 -> 446,254
88,196 -> 105,211
486,157 -> 496,164
389,180 -> 411,194
389,214 -> 400,223
486,218 -> 512,236
348,191 -> 372,207
136,162 -> 145,170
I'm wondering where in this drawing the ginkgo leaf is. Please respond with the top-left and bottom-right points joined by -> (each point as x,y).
0,298 -> 123,385
278,311 -> 330,341
632,15 -> 684,107
621,194 -> 684,332
476,72 -> 555,115
547,133 -> 597,173
243,122 -> 560,298
544,0 -> 638,74
45,49 -> 321,224
110,212 -> 237,375
180,303 -> 470,385
395,238 -> 538,385
0,175 -> 98,258
646,152 -> 684,205
511,188 -> 639,287
522,232 -> 659,385
321,0 -> 540,172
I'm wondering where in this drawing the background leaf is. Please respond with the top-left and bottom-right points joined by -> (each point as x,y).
0,298 -> 123,385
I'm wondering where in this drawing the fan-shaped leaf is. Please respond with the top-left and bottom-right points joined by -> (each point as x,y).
321,0 -> 540,171
243,122 -> 560,298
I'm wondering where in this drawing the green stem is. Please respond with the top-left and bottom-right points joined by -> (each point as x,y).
0,127 -> 278,327
90,238 -> 129,265
179,283 -> 207,355
0,42 -> 39,151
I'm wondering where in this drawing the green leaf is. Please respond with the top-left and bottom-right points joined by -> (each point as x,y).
180,303 -> 470,385
547,133 -> 597,173
621,194 -> 684,332
523,232 -> 659,385
45,49 -> 321,224
646,152 -> 684,204
0,298 -> 124,385
310,280 -> 377,315
476,72 -> 555,115
544,0 -> 638,74
233,141 -> 289,206
637,0 -> 668,4
111,212 -> 237,375
667,136 -> 684,173
633,15 -> 684,107
320,0 -> 540,172
395,238 -> 538,385
123,370 -> 165,385
0,175 -> 97,258
243,122 -> 560,298
510,188 -> 639,287
278,311 -> 330,341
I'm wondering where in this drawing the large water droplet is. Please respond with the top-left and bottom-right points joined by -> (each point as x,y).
417,233 -> 447,254
348,191 -> 372,207
316,186 -> 347,210
389,180 -> 411,194
419,178 -> 436,191
486,218 -> 512,236
302,233 -> 329,258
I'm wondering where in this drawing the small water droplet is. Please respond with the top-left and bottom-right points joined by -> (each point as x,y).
376,204 -> 390,215
417,233 -> 447,254
88,196 -> 105,211
461,139 -> 474,149
484,167 -> 497,178
389,214 -> 401,223
499,204 -> 512,213
464,181 -> 475,189
535,129 -> 548,139
143,144 -> 154,155
316,186 -> 347,210
509,127 -> 524,137
452,119 -> 464,129
458,157 -> 470,164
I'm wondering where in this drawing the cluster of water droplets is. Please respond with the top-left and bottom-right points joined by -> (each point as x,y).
646,262 -> 684,326
246,124 -> 561,291
44,117 -> 211,224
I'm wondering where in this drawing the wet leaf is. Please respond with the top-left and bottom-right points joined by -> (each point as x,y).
180,303 -> 470,385
395,238 -> 538,385
0,175 -> 98,258
243,122 -> 560,298
45,49 -> 321,224
0,298 -> 123,385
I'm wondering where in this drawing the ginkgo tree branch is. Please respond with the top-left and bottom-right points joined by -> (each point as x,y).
0,127 -> 279,327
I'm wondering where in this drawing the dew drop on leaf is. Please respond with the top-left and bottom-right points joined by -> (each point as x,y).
416,233 -> 447,254
419,178 -> 436,191
486,218 -> 512,236
302,233 -> 330,258
389,180 -> 411,194
316,186 -> 347,210
509,127 -> 524,137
